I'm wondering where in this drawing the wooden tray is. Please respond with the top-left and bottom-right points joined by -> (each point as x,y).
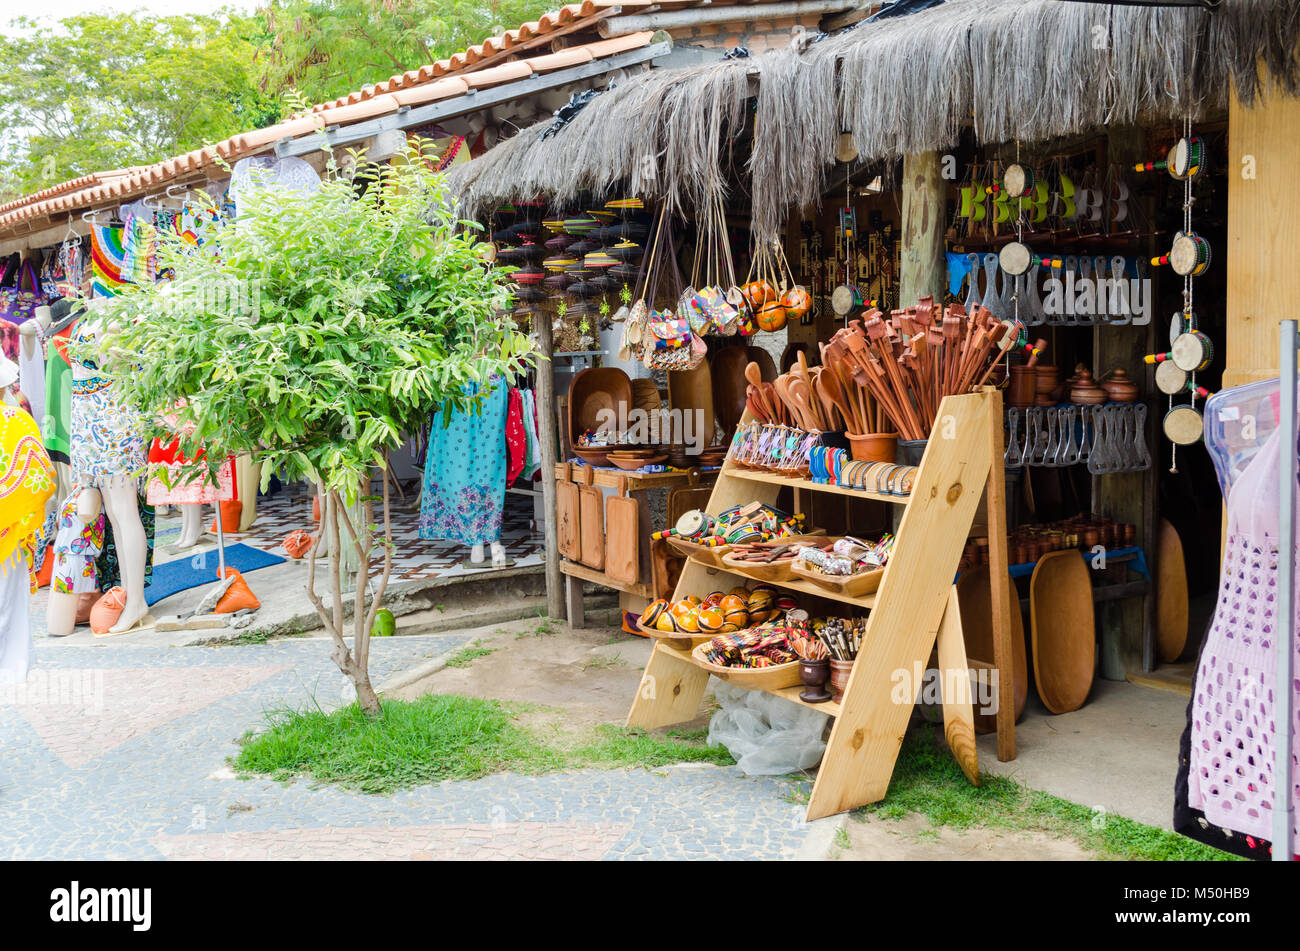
956,564 -> 1027,734
690,641 -> 802,691
1029,549 -> 1095,714
789,561 -> 884,597
604,475 -> 639,586
1156,518 -> 1188,664
719,534 -> 830,584
557,463 -> 580,561
637,618 -> 716,651
663,536 -> 732,568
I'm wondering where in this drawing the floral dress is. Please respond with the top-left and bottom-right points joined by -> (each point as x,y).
51,491 -> 106,595
418,379 -> 508,546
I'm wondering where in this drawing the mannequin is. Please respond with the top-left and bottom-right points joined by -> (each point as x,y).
62,311 -> 150,634
417,377 -> 511,568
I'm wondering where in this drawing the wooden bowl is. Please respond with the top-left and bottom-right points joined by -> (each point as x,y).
789,561 -> 884,598
568,367 -> 633,448
609,454 -> 667,470
572,448 -> 610,466
690,641 -> 801,691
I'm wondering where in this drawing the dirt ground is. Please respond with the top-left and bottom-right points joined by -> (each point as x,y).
833,812 -> 1091,861
388,612 -> 1099,860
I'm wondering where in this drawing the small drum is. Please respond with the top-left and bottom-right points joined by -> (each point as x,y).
1170,330 -> 1214,372
1163,404 -> 1204,446
675,510 -> 715,539
1002,163 -> 1036,199
1168,231 -> 1212,277
1170,135 -> 1206,181
1155,359 -> 1189,395
999,240 -> 1033,276
831,284 -> 865,317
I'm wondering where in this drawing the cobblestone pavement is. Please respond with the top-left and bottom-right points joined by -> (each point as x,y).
0,636 -> 817,861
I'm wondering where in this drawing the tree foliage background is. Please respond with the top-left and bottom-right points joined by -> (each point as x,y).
0,0 -> 553,201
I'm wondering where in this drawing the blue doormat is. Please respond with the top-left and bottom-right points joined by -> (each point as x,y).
144,543 -> 286,606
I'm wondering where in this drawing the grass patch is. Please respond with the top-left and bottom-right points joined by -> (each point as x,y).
854,724 -> 1238,861
834,826 -> 850,850
234,695 -> 563,793
517,615 -> 561,638
580,653 -> 626,671
572,725 -> 735,769
445,641 -> 496,668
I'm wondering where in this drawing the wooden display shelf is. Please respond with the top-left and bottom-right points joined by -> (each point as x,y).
723,467 -> 909,505
560,559 -> 653,599
654,639 -> 846,716
625,389 -> 1016,821
553,463 -> 718,491
685,556 -> 877,610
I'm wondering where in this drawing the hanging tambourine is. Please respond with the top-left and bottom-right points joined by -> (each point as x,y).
1151,231 -> 1212,277
832,284 -> 872,317
998,241 -> 1032,276
1133,136 -> 1206,181
1163,404 -> 1204,446
1002,163 -> 1036,199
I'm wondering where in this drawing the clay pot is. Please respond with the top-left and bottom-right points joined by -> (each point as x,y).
1008,365 -> 1037,408
798,658 -> 832,703
829,658 -> 855,703
1069,368 -> 1108,405
846,431 -> 898,463
1100,368 -> 1140,403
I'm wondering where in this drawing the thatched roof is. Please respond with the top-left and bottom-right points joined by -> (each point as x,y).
450,0 -> 1300,239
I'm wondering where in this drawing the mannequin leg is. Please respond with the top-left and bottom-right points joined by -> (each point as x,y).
175,504 -> 204,549
490,539 -> 507,567
235,456 -> 259,531
470,542 -> 485,564
100,477 -> 150,633
45,590 -> 79,637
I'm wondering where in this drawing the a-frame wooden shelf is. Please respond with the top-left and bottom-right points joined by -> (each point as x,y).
625,387 -> 1017,820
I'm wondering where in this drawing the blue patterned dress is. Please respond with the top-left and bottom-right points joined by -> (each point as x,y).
418,379 -> 507,545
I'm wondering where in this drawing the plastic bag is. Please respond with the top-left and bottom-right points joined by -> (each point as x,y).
707,681 -> 828,775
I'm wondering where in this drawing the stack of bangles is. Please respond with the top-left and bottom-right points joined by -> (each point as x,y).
810,446 -> 919,497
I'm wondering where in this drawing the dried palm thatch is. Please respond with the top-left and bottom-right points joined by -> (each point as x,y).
451,0 -> 1300,238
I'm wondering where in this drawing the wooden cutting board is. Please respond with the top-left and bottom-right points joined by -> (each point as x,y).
667,470 -> 712,525
956,564 -> 1028,733
605,475 -> 639,586
578,465 -> 604,570
1157,517 -> 1189,663
1029,549 -> 1095,714
557,463 -> 580,561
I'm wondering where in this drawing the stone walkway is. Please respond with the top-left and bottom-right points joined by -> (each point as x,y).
0,635 -> 818,861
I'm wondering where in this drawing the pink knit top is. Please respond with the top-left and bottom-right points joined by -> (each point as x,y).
1188,425 -> 1300,844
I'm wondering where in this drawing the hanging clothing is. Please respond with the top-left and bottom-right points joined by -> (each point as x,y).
90,225 -> 129,298
505,387 -> 526,487
1183,425 -> 1300,852
230,156 -> 321,216
418,378 -> 508,546
520,388 -> 541,480
0,320 -> 16,362
145,437 -> 237,505
43,322 -> 75,465
0,405 -> 55,684
67,322 -> 145,488
18,331 -> 46,428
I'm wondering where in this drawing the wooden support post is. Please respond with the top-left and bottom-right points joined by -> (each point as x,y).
983,386 -> 1016,762
899,151 -> 948,305
536,311 -> 564,620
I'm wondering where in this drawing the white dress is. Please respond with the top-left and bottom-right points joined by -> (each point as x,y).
0,550 -> 32,685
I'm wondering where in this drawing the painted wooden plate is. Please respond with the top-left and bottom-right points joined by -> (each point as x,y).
1029,549 -> 1095,714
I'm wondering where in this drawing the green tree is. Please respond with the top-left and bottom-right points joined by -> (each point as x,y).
0,12 -> 278,201
258,0 -> 554,109
89,146 -> 534,714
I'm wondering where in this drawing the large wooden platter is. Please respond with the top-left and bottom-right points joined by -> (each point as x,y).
1029,550 -> 1095,714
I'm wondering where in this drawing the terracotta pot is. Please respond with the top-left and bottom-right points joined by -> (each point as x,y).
846,431 -> 898,463
829,658 -> 855,703
1100,368 -> 1140,403
798,658 -> 832,703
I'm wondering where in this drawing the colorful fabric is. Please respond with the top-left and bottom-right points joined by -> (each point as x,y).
505,387 -> 525,487
70,375 -> 145,488
418,378 -> 507,546
120,208 -> 156,285
520,388 -> 541,480
90,225 -> 129,298
0,404 -> 56,586
43,325 -> 74,464
0,320 -> 16,361
51,491 -> 105,595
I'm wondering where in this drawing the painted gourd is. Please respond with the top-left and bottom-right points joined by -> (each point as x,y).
756,302 -> 788,332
